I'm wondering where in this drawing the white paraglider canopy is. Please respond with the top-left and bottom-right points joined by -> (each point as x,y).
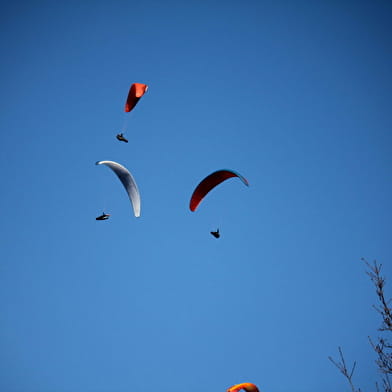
96,160 -> 141,217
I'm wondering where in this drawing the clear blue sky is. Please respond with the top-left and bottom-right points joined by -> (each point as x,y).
1,1 -> 391,391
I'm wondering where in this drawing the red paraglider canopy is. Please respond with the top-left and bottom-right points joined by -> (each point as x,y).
125,83 -> 148,112
227,383 -> 259,392
189,169 -> 249,212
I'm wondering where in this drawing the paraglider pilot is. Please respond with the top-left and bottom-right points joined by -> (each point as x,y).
116,133 -> 128,143
96,212 -> 110,221
210,229 -> 220,238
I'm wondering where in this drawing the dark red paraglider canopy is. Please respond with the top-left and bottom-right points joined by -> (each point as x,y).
189,169 -> 249,212
125,83 -> 148,113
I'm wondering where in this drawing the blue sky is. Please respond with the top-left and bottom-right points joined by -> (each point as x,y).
1,1 -> 391,391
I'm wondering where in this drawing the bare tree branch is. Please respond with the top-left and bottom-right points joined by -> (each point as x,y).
329,346 -> 361,392
364,259 -> 392,332
364,258 -> 392,392
330,259 -> 392,391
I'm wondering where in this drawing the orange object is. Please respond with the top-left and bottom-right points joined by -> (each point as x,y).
190,169 -> 249,212
125,83 -> 148,112
227,383 -> 259,392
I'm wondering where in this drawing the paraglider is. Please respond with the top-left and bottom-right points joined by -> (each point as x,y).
210,229 -> 220,238
125,83 -> 148,113
189,169 -> 249,211
96,160 -> 141,218
116,133 -> 128,143
96,212 -> 110,221
227,383 -> 259,392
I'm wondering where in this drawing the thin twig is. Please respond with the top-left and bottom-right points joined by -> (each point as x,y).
328,346 -> 360,392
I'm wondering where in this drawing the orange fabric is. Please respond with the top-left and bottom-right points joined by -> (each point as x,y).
227,383 -> 259,392
190,170 -> 249,211
125,83 -> 148,112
